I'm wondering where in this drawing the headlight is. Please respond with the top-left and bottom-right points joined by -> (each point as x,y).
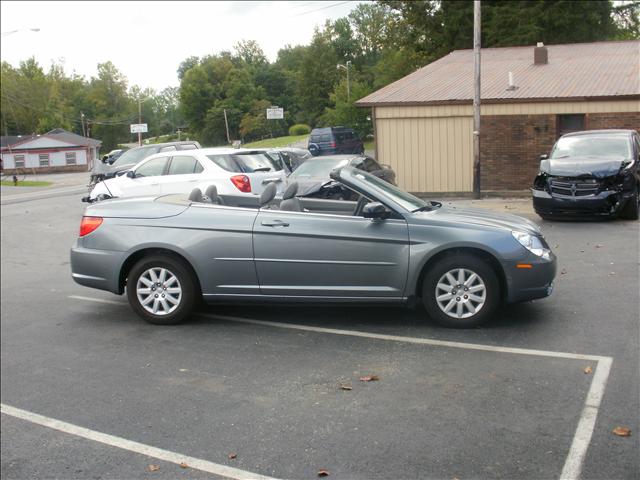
512,231 -> 551,260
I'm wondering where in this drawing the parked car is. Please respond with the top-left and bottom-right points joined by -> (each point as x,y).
532,129 -> 640,220
87,147 -> 287,202
273,147 -> 313,171
101,149 -> 127,165
71,166 -> 556,328
89,140 -> 201,188
285,154 -> 396,200
308,127 -> 364,156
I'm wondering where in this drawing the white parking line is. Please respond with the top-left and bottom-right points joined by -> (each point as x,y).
0,403 -> 278,480
68,295 -> 612,480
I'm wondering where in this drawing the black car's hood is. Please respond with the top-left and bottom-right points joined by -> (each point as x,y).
540,156 -> 628,178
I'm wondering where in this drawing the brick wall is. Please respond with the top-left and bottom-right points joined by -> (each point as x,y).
480,111 -> 640,191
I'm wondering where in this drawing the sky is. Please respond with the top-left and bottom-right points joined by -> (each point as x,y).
1,1 -> 364,92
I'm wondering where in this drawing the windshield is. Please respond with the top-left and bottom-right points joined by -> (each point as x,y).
206,152 -> 281,173
344,168 -> 428,212
289,158 -> 348,178
550,135 -> 632,159
111,147 -> 157,167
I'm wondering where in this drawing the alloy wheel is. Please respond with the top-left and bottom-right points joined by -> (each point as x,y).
136,267 -> 182,316
435,268 -> 487,319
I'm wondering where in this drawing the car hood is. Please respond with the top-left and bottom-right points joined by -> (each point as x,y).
92,162 -> 134,175
289,177 -> 332,196
540,156 -> 628,178
412,206 -> 541,235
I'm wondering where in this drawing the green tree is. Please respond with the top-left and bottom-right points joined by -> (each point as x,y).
319,79 -> 373,138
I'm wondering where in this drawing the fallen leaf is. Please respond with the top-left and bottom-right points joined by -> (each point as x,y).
228,453 -> 237,459
179,368 -> 188,372
595,244 -> 604,248
580,250 -> 585,253
179,462 -> 188,469
359,375 -> 379,382
583,366 -> 593,374
318,469 -> 330,477
612,426 -> 631,437
148,464 -> 160,472
608,272 -> 616,276
340,383 -> 353,390
560,268 -> 568,275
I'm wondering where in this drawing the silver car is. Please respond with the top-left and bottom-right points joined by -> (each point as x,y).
71,167 -> 557,328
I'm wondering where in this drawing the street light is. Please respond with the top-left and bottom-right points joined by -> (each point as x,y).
1,28 -> 40,37
337,60 -> 352,101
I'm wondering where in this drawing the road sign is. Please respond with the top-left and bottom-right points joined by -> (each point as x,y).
130,123 -> 148,134
266,107 -> 284,120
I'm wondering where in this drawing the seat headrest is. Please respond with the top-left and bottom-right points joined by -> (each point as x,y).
204,185 -> 218,202
283,182 -> 298,200
188,188 -> 203,203
260,182 -> 278,206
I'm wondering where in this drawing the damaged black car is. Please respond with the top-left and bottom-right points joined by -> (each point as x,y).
532,129 -> 640,220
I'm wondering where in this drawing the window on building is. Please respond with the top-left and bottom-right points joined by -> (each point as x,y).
65,152 -> 77,165
557,114 -> 585,137
39,154 -> 49,167
14,155 -> 25,168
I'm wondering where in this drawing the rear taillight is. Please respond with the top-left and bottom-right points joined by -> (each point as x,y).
79,216 -> 103,237
330,142 -> 336,148
230,175 -> 251,193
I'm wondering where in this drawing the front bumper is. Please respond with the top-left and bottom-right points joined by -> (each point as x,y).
504,252 -> 557,303
531,188 -> 632,218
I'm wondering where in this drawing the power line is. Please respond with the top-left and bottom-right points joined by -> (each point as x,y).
290,1 -> 351,17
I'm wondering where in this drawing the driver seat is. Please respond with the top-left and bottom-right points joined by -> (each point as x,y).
188,188 -> 203,203
280,182 -> 303,212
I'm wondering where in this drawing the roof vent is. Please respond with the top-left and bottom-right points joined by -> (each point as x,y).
507,71 -> 518,91
534,42 -> 548,65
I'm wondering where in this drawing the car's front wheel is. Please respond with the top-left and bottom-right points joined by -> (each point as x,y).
422,253 -> 500,328
126,255 -> 197,325
619,185 -> 639,220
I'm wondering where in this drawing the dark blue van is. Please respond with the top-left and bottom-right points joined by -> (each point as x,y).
308,127 -> 364,156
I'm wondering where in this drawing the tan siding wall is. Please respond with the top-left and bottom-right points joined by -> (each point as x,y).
375,99 -> 640,119
377,116 -> 473,192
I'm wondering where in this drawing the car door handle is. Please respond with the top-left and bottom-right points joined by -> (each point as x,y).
150,183 -> 159,186
261,220 -> 289,227
188,179 -> 198,183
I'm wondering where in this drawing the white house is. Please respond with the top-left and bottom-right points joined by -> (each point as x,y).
0,129 -> 101,173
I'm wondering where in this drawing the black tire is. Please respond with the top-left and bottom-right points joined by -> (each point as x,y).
619,186 -> 639,220
126,254 -> 197,325
422,253 -> 500,328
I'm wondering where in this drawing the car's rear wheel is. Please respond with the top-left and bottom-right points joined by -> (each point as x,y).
126,255 -> 197,325
619,186 -> 639,220
422,253 -> 500,328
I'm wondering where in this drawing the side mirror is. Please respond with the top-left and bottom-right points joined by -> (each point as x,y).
107,157 -> 117,165
381,163 -> 392,169
539,154 -> 548,160
102,155 -> 110,163
362,202 -> 389,219
126,170 -> 136,178
308,143 -> 320,156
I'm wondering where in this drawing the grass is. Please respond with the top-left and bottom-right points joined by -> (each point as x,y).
0,180 -> 53,187
243,134 -> 309,148
363,140 -> 375,152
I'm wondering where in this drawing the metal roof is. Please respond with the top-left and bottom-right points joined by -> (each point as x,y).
357,40 -> 640,107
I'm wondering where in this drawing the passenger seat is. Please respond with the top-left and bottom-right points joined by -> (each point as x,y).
280,182 -> 303,212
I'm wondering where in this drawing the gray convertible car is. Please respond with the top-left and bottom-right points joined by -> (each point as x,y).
71,167 -> 557,328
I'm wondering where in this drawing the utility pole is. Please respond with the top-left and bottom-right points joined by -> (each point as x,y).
472,0 -> 482,199
223,109 -> 231,144
138,96 -> 142,146
80,112 -> 86,137
337,60 -> 351,101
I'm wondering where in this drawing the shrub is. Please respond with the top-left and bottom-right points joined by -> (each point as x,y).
288,123 -> 311,136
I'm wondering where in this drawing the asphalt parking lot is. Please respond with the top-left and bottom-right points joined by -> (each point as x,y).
1,186 -> 638,479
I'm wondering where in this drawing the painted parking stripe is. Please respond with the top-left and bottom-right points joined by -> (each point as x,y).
0,403 -> 278,480
69,295 -> 613,480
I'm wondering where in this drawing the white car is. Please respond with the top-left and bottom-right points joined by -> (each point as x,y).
89,147 -> 287,201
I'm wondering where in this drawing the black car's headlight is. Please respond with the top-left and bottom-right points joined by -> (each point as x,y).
512,231 -> 551,260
